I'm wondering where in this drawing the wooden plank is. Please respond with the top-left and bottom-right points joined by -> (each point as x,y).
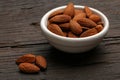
0,0 -> 119,47
0,41 -> 120,80
0,0 -> 120,80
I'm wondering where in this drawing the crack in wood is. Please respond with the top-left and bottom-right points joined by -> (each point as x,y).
0,42 -> 49,48
30,22 -> 40,26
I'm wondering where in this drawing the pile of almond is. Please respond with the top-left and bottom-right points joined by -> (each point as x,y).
16,54 -> 47,73
47,2 -> 103,38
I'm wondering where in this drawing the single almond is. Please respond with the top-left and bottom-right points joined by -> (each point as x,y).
80,28 -> 98,37
75,9 -> 84,15
97,21 -> 104,26
68,32 -> 78,38
49,9 -> 64,19
16,54 -> 35,64
47,21 -> 50,25
59,23 -> 70,31
49,14 -> 71,23
84,6 -> 92,17
63,32 -> 68,37
19,63 -> 40,73
48,24 -> 64,36
35,56 -> 47,69
89,14 -> 101,22
64,2 -> 75,18
73,12 -> 86,21
77,18 -> 97,28
70,20 -> 82,35
95,25 -> 103,32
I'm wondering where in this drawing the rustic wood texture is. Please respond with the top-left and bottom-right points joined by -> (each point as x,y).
0,0 -> 120,80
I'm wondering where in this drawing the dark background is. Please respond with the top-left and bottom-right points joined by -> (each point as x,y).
0,0 -> 120,80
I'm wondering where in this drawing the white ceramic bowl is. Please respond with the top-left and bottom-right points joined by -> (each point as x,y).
40,5 -> 109,53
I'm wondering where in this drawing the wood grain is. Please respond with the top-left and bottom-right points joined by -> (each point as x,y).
0,0 -> 120,80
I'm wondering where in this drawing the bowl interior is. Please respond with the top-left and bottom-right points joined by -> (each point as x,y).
40,5 -> 109,42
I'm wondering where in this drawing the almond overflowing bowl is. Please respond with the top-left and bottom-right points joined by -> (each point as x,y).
40,2 -> 109,53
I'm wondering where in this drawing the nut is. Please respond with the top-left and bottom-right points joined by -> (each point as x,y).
95,25 -> 103,32
84,6 -> 93,17
64,2 -> 75,18
35,56 -> 47,69
74,9 -> 84,15
80,28 -> 98,37
68,32 -> 78,38
49,9 -> 64,19
49,14 -> 71,23
59,22 -> 70,31
89,14 -> 101,23
73,12 -> 86,21
77,18 -> 97,28
70,20 -> 82,35
48,24 -> 65,36
19,63 -> 40,73
16,54 -> 35,64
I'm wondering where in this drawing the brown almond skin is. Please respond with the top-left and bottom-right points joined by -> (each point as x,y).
73,13 -> 86,21
48,24 -> 64,36
95,25 -> 103,32
75,9 -> 84,15
64,2 -> 75,18
35,56 -> 47,69
70,20 -> 82,35
49,9 -> 64,19
47,21 -> 50,25
49,14 -> 71,23
63,32 -> 68,37
59,23 -> 70,31
89,14 -> 101,23
19,63 -> 40,73
16,54 -> 35,64
84,6 -> 92,17
97,21 -> 104,26
77,18 -> 97,28
80,28 -> 98,37
68,32 -> 78,38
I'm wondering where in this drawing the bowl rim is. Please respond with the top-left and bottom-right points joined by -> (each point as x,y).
40,5 -> 109,42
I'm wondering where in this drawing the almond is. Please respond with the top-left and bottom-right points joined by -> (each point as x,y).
19,63 -> 40,73
63,32 -> 68,37
77,18 -> 97,28
95,25 -> 103,32
80,28 -> 98,37
97,21 -> 104,26
48,24 -> 64,36
35,56 -> 47,69
89,14 -> 101,22
70,20 -> 82,35
64,2 -> 75,18
59,23 -> 70,31
84,6 -> 92,17
49,9 -> 64,19
75,9 -> 84,15
47,21 -> 50,25
16,54 -> 35,64
49,14 -> 71,23
73,12 -> 86,21
68,32 -> 78,38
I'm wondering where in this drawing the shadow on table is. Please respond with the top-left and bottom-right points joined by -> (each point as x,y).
48,45 -> 107,67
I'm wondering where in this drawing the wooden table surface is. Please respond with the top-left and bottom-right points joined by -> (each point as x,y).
0,0 -> 120,80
